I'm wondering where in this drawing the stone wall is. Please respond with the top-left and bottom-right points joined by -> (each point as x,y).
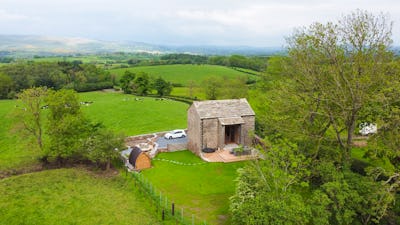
167,142 -> 188,152
217,122 -> 225,149
187,105 -> 201,155
125,131 -> 174,147
202,118 -> 219,150
241,116 -> 255,147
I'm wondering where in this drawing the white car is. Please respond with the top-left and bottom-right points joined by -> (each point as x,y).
359,123 -> 377,136
164,129 -> 186,139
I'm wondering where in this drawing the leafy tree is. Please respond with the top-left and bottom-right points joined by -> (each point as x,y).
134,72 -> 151,96
45,89 -> 90,161
221,76 -> 248,99
153,77 -> 172,97
120,71 -> 136,94
235,10 -> 400,225
203,76 -> 249,100
0,73 -> 13,99
187,80 -> 197,99
284,9 -> 394,160
208,56 -> 230,67
84,129 -> 125,170
15,87 -> 48,151
202,76 -> 222,100
230,139 -> 312,224
0,61 -> 112,96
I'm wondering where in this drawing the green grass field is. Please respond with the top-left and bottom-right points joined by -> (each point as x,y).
1,91 -> 242,225
0,99 -> 41,171
170,87 -> 206,99
109,64 -> 255,86
0,91 -> 187,171
142,151 -> 245,225
0,168 -> 161,225
79,91 -> 188,135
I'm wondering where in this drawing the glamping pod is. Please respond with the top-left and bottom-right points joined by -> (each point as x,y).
128,146 -> 151,170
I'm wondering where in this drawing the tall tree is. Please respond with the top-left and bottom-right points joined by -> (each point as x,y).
153,77 -> 172,97
119,71 -> 136,94
203,76 -> 222,100
235,10 -> 400,225
45,89 -> 91,161
15,87 -> 48,151
0,73 -> 13,99
84,129 -> 125,170
134,72 -> 151,96
230,140 -> 314,225
285,9 -> 394,161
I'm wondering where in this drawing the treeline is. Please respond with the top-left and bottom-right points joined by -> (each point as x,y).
126,53 -> 268,72
0,57 -> 13,63
119,71 -> 172,97
0,61 -> 113,99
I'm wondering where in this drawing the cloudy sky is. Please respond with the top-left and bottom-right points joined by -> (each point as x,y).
1,0 -> 400,46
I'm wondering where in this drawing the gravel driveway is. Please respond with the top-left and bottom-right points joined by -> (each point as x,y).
156,136 -> 188,148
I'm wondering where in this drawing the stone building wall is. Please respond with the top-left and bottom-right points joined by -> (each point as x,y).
241,116 -> 255,147
187,105 -> 201,155
202,118 -> 219,150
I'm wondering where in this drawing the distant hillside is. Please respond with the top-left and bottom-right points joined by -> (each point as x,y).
0,35 -> 283,56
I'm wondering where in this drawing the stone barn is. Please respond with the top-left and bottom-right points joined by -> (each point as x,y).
187,99 -> 255,155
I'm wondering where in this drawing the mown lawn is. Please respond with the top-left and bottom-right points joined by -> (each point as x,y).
141,150 -> 245,225
0,91 -> 188,171
109,64 -> 256,86
0,168 -> 161,225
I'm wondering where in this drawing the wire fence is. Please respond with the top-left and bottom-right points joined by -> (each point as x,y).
130,171 -> 208,225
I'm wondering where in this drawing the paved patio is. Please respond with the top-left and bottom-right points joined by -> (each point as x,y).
200,144 -> 257,163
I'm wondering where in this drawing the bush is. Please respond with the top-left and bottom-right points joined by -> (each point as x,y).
350,159 -> 369,175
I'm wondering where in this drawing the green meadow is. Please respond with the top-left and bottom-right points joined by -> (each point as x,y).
0,91 -> 242,225
0,91 -> 188,171
109,64 -> 255,86
79,91 -> 188,135
0,168 -> 161,225
0,99 -> 39,171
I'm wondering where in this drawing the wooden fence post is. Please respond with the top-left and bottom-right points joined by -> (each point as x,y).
181,208 -> 183,222
172,202 -> 175,216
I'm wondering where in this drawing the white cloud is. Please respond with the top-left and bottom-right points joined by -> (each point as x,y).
0,9 -> 29,20
0,0 -> 399,46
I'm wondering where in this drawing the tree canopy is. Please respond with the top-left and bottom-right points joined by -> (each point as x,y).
232,10 -> 400,225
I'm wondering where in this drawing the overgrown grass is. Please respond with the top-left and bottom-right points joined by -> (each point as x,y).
0,168 -> 161,225
109,64 -> 256,86
141,150 -> 245,225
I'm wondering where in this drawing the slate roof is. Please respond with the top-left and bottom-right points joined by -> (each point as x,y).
219,117 -> 245,125
192,98 -> 255,119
